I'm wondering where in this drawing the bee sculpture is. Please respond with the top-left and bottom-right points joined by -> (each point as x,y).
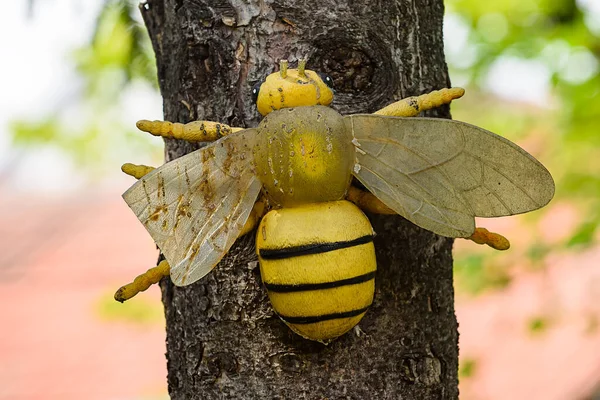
116,60 -> 554,342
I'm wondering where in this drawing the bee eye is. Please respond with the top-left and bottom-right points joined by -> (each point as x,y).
252,81 -> 263,103
317,73 -> 334,89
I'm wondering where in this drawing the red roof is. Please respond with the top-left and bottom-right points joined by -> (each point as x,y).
2,188 -> 599,399
0,190 -> 167,399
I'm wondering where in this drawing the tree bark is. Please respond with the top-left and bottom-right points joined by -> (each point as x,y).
140,0 -> 457,398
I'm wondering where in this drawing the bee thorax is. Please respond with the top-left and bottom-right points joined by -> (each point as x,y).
253,106 -> 354,207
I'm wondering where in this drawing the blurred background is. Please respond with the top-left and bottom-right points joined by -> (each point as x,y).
0,0 -> 598,399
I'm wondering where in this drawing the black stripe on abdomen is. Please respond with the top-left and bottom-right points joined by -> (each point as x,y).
264,271 -> 376,293
279,306 -> 371,324
259,234 -> 374,260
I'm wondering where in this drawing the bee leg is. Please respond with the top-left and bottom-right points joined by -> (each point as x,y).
114,260 -> 170,302
466,227 -> 510,251
374,87 -> 465,117
114,198 -> 265,303
135,119 -> 244,142
347,186 -> 511,251
240,198 -> 268,236
112,198 -> 260,303
347,186 -> 396,214
121,163 -> 155,179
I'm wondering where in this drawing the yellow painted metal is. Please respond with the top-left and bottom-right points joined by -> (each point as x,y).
257,201 -> 376,342
121,163 -> 155,179
255,68 -> 333,116
253,106 -> 354,207
135,119 -> 241,142
374,87 -> 465,117
346,186 -> 396,214
114,260 -> 170,302
467,227 -> 510,250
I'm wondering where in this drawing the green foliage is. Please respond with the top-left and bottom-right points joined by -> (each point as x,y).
526,242 -> 552,264
10,115 -> 162,176
11,119 -> 62,145
448,0 -> 600,289
459,358 -> 478,379
9,0 -> 160,173
75,0 -> 157,101
567,219 -> 598,248
528,316 -> 550,334
447,0 -> 600,138
454,254 -> 512,295
96,291 -> 163,325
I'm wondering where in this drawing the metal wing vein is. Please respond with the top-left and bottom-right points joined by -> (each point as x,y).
346,115 -> 555,238
123,129 -> 262,286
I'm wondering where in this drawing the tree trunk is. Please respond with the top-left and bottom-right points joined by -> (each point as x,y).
140,0 -> 457,398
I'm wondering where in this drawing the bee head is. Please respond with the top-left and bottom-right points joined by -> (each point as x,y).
253,59 -> 334,116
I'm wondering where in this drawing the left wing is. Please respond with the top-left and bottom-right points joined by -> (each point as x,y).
123,129 -> 262,286
346,115 -> 555,238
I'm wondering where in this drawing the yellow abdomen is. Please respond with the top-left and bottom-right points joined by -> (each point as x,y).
256,201 -> 376,342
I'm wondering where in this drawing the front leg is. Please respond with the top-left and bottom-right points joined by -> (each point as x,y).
121,163 -> 155,179
375,87 -> 465,117
136,119 -> 244,142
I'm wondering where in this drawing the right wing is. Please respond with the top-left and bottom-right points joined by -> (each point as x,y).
346,115 -> 554,238
123,129 -> 262,286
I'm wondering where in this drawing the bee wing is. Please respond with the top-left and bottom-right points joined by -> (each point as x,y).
346,115 -> 555,238
123,129 -> 262,286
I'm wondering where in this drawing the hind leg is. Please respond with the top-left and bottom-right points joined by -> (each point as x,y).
114,260 -> 171,302
115,165 -> 267,302
346,186 -> 510,251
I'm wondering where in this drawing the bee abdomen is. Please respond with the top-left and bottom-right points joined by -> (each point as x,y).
257,201 -> 377,342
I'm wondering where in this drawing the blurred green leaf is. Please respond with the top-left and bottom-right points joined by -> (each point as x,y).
528,316 -> 550,334
74,0 -> 157,101
454,254 -> 512,295
526,243 -> 552,266
567,219 -> 598,248
96,291 -> 163,325
448,0 -> 600,277
448,0 -> 599,82
11,119 -> 62,144
9,0 -> 161,174
459,358 -> 478,379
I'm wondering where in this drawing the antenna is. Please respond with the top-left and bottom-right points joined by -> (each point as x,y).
280,60 -> 288,78
297,59 -> 306,77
